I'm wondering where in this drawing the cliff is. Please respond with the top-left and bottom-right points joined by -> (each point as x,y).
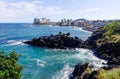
71,22 -> 120,79
86,22 -> 120,65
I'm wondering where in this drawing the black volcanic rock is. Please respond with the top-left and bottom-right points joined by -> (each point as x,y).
23,32 -> 87,49
71,63 -> 89,79
96,43 -> 120,65
85,28 -> 105,49
71,63 -> 98,79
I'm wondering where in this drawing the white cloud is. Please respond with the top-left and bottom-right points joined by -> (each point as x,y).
0,0 -> 100,22
0,0 -> 64,20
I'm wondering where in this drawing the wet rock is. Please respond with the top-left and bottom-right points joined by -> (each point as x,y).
85,28 -> 105,49
96,43 -> 120,65
71,63 -> 89,79
87,71 -> 98,79
23,32 -> 87,49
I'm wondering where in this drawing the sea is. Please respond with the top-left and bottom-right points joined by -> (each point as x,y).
0,23 -> 106,79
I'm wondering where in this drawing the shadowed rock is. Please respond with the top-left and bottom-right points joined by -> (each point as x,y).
96,43 -> 120,65
23,32 -> 87,49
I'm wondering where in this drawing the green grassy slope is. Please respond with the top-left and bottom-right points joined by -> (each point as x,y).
97,67 -> 120,79
97,22 -> 120,44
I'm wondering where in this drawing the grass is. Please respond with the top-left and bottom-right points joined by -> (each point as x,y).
96,22 -> 120,45
97,67 -> 120,79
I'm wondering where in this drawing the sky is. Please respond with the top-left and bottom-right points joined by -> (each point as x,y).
0,0 -> 120,23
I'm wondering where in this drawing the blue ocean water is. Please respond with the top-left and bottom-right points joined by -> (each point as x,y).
0,23 -> 106,79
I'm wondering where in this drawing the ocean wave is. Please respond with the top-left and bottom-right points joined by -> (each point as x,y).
45,48 -> 78,53
74,48 -> 107,70
52,64 -> 73,79
3,40 -> 26,46
73,26 -> 92,33
33,58 -> 46,67
46,48 -> 107,70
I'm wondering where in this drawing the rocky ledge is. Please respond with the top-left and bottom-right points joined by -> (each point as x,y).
70,63 -> 99,79
71,62 -> 120,79
23,32 -> 88,49
96,43 -> 120,65
24,22 -> 120,79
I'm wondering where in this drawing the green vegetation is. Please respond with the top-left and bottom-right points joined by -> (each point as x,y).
96,22 -> 120,79
103,22 -> 120,36
0,51 -> 23,79
97,67 -> 120,79
97,22 -> 120,44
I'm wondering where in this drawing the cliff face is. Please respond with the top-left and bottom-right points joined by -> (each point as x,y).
85,22 -> 120,65
71,22 -> 120,79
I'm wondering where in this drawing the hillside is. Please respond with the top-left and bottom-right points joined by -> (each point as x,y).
97,22 -> 120,44
87,22 -> 120,65
71,22 -> 120,79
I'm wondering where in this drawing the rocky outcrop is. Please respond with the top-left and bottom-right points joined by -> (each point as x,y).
84,24 -> 120,65
23,32 -> 87,49
96,43 -> 120,65
85,28 -> 105,49
71,63 -> 98,79
24,31 -> 120,65
25,22 -> 120,66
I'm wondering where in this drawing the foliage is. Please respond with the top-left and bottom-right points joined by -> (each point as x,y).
103,22 -> 120,36
96,22 -> 120,44
0,51 -> 23,79
97,67 -> 120,79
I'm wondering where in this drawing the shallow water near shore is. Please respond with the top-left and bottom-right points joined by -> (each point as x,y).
0,23 -> 106,79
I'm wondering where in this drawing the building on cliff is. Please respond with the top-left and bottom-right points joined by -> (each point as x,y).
33,18 -> 51,25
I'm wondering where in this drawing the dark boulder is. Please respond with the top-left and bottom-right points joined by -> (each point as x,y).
96,43 -> 120,65
71,63 -> 89,79
71,63 -> 99,79
23,32 -> 86,49
85,28 -> 105,49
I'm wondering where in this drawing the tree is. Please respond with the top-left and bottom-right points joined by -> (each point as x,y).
0,51 -> 23,79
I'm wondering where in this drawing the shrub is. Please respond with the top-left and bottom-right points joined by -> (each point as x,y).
96,22 -> 120,44
0,51 -> 23,79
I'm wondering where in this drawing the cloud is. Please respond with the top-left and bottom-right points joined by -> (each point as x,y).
0,0 -> 64,20
0,0 -> 100,22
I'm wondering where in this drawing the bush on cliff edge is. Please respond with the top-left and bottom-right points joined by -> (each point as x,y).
97,22 -> 120,44
0,51 -> 23,79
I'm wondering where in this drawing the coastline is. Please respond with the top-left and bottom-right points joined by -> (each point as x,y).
25,22 -> 120,79
1,23 -> 120,79
31,23 -> 93,33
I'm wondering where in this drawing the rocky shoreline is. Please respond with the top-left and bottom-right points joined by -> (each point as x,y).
24,32 -> 120,66
23,32 -> 86,49
23,30 -> 120,66
23,22 -> 120,79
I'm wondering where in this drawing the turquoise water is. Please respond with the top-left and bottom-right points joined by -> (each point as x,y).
0,23 -> 106,79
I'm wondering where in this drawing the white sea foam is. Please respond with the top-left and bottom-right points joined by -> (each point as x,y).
74,48 -> 107,70
47,48 -> 107,70
73,26 -> 92,33
33,58 -> 46,67
3,40 -> 26,46
45,48 -> 77,53
52,64 -> 73,79
51,48 -> 107,79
